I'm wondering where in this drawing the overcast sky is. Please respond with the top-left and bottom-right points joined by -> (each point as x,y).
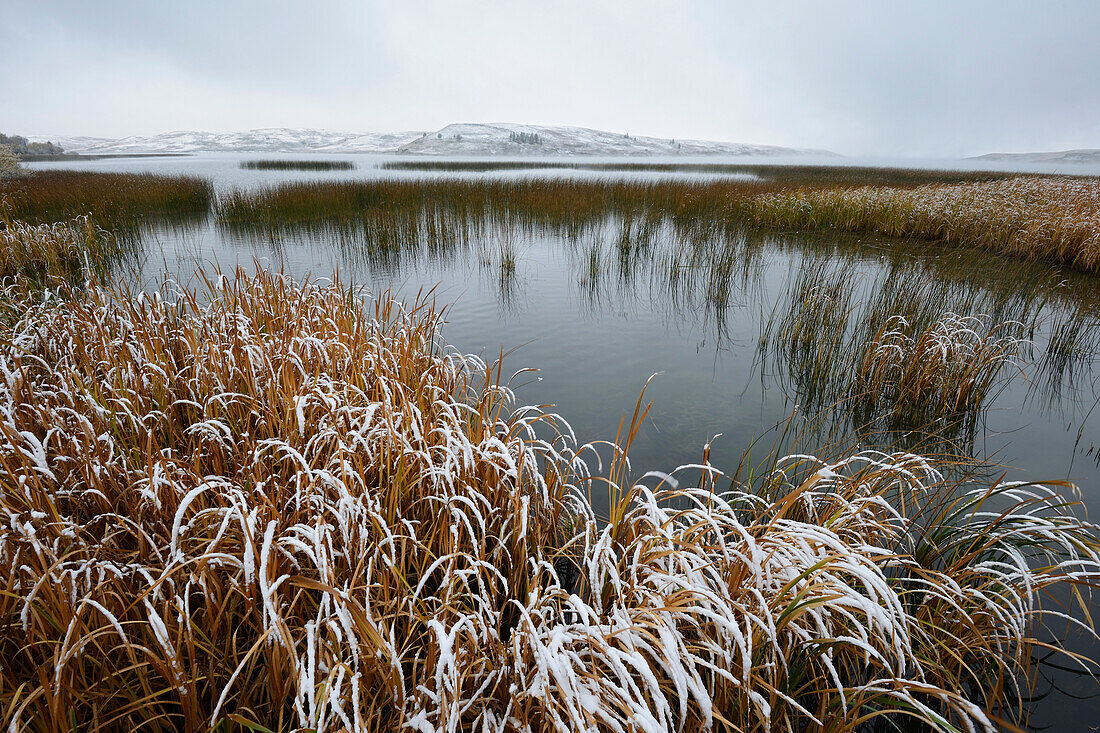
2,1 -> 1098,157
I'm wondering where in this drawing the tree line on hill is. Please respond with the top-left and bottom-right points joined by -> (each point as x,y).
0,133 -> 65,157
509,131 -> 543,145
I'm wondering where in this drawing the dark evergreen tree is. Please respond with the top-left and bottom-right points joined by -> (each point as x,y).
509,131 -> 543,145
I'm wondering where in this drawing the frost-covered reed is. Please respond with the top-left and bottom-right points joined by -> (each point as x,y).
854,312 -> 1028,426
0,271 -> 1097,732
0,216 -> 110,282
754,177 -> 1100,272
759,263 -> 1040,447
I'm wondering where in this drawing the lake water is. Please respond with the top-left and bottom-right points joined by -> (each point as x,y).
26,152 -> 1100,727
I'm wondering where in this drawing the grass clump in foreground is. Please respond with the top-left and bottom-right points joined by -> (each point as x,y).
0,170 -> 213,230
241,159 -> 356,171
1,270 -> 1098,732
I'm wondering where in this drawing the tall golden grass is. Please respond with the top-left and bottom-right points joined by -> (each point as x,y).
215,175 -> 1100,274
0,170 -> 213,230
0,270 -> 1096,731
754,177 -> 1100,272
854,312 -> 1027,427
0,217 -> 112,282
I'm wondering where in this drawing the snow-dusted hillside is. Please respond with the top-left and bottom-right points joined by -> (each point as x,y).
31,124 -> 835,158
971,149 -> 1100,164
32,128 -> 426,155
396,123 -> 831,157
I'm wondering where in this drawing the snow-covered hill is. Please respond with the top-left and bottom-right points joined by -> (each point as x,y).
395,123 -> 832,157
970,149 -> 1100,164
33,128 -> 426,155
31,124 -> 835,158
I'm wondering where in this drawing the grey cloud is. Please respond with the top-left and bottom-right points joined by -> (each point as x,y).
2,0 -> 1097,156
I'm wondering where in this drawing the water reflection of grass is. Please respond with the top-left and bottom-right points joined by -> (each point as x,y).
1,269 -> 1097,732
1036,307 -> 1100,400
761,262 -> 857,412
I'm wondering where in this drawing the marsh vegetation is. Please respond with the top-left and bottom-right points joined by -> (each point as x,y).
218,175 -> 1100,273
379,160 -> 1025,185
241,159 -> 356,171
0,217 -> 112,282
0,170 -> 212,231
756,259 -> 1055,450
2,162 -> 1100,730
1,269 -> 1097,732
754,176 -> 1100,271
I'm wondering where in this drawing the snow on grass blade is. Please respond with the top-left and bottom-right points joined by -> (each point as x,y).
0,270 -> 1096,732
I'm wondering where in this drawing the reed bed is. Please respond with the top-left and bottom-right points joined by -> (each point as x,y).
0,216 -> 115,283
754,177 -> 1100,272
0,269 -> 1097,731
380,161 -> 1020,186
0,170 -> 213,230
854,312 -> 1028,426
215,176 -> 1100,439
380,160 -> 767,176
759,263 -> 1047,450
215,178 -> 747,232
214,177 -> 1100,443
216,174 -> 1100,274
241,160 -> 356,171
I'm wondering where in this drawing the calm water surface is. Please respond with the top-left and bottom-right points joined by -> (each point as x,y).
28,153 -> 1100,728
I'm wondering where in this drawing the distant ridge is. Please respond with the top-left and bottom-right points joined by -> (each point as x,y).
392,123 -> 835,157
970,148 -> 1100,164
30,123 -> 837,158
28,129 -> 426,156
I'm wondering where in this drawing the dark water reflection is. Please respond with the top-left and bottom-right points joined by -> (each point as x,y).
31,155 -> 1100,729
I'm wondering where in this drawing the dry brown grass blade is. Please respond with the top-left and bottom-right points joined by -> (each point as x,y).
0,269 -> 1095,732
